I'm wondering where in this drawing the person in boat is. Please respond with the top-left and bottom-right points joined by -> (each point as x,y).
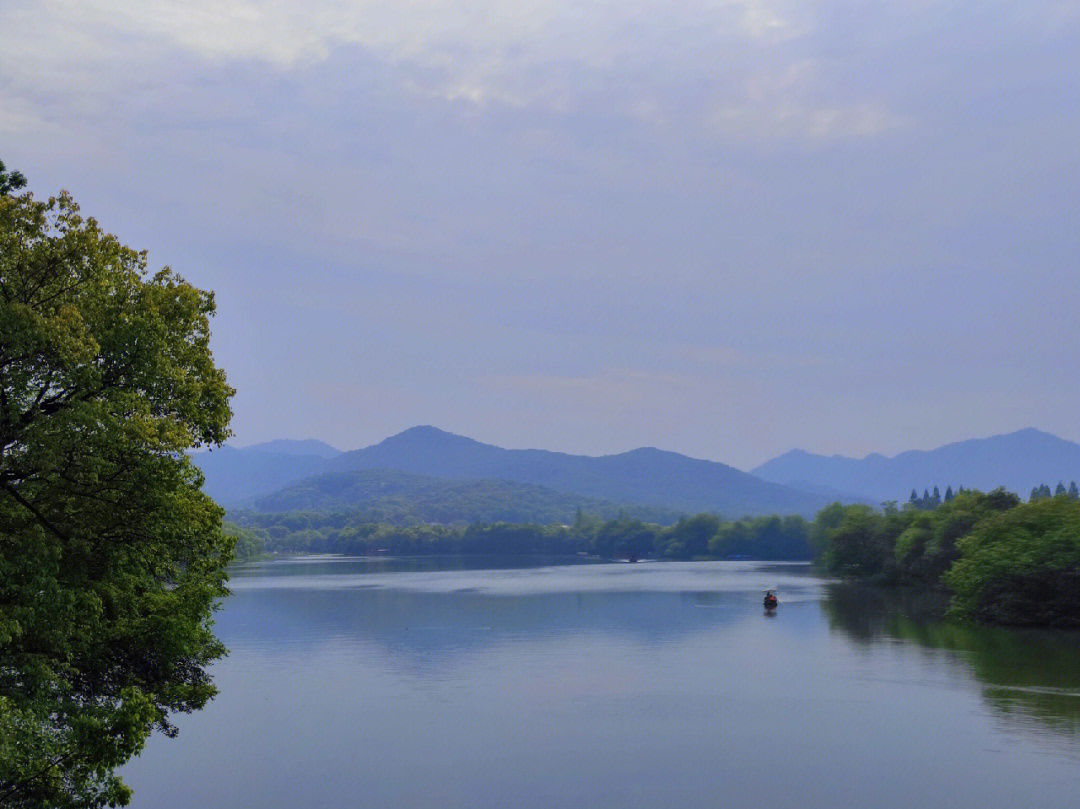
764,589 -> 778,608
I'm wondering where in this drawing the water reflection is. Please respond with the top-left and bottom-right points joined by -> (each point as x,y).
824,583 -> 1080,735
123,558 -> 1080,809
221,559 -> 820,673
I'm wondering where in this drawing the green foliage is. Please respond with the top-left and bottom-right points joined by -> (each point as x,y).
231,509 -> 815,561
0,159 -> 27,197
224,522 -> 267,562
894,489 -> 1020,585
945,497 -> 1080,626
814,488 -> 1080,626
814,489 -> 1025,584
0,181 -> 233,806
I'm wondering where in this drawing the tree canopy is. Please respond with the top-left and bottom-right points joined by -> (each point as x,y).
0,170 -> 234,806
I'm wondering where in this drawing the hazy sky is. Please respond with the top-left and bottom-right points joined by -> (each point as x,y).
3,1 -> 1078,468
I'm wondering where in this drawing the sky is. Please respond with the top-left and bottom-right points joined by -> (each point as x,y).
2,1 -> 1079,469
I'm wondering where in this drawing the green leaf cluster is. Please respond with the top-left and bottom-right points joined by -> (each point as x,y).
230,510 -> 815,561
946,497 -> 1080,626
813,488 -> 1080,626
1,181 -> 233,806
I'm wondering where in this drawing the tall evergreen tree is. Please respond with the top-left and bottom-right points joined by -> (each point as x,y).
944,485 -> 954,501
1055,482 -> 1067,497
1070,481 -> 1079,500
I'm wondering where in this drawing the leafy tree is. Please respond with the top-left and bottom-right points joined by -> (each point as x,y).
0,158 -> 27,196
0,175 -> 234,806
894,489 -> 1018,585
946,497 -> 1080,626
814,504 -> 894,579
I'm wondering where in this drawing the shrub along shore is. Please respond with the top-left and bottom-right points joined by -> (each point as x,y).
228,488 -> 1080,628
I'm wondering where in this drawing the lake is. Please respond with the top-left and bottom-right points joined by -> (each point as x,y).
123,557 -> 1080,808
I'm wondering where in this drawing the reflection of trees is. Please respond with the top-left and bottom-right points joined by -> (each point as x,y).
221,584 -> 751,676
823,584 -> 1080,735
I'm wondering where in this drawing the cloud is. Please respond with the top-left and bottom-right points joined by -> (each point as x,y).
4,1 -> 1079,466
2,0 -> 898,141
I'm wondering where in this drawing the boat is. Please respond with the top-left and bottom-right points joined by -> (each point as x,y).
763,589 -> 778,609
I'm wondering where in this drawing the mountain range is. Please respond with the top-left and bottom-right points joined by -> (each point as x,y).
752,427 -> 1080,504
191,426 -> 1080,521
193,426 -> 832,518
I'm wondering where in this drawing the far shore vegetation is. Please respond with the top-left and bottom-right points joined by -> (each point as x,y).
230,483 -> 1080,629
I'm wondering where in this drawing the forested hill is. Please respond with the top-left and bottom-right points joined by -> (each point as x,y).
325,426 -> 832,517
250,468 -> 681,525
753,428 -> 1080,504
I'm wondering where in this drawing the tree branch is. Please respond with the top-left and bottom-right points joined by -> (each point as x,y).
0,482 -> 68,542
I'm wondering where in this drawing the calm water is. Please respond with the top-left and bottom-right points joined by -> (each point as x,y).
124,557 -> 1080,808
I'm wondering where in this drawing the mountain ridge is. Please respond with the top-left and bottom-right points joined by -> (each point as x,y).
324,425 -> 830,517
753,428 -> 1080,503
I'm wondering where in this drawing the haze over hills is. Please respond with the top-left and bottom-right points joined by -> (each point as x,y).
192,445 -> 335,505
192,426 -> 833,516
241,439 -> 342,459
192,426 -> 1080,519
250,468 -> 681,525
324,426 -> 831,517
752,428 -> 1080,504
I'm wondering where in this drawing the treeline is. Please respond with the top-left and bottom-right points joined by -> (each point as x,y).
905,485 -> 967,510
814,488 -> 1080,626
228,511 -> 814,562
227,486 -> 1080,627
905,481 -> 1079,510
1030,481 -> 1079,501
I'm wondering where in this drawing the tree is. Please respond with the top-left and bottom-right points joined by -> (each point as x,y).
0,159 -> 26,196
946,497 -> 1080,626
931,485 -> 941,507
1070,481 -> 1079,500
944,485 -> 954,502
1055,481 -> 1067,497
0,172 -> 234,806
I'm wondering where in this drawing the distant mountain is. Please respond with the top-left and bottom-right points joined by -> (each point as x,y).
325,426 -> 832,517
250,468 -> 681,525
753,428 -> 1080,503
191,445 -> 333,506
241,439 -> 342,459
